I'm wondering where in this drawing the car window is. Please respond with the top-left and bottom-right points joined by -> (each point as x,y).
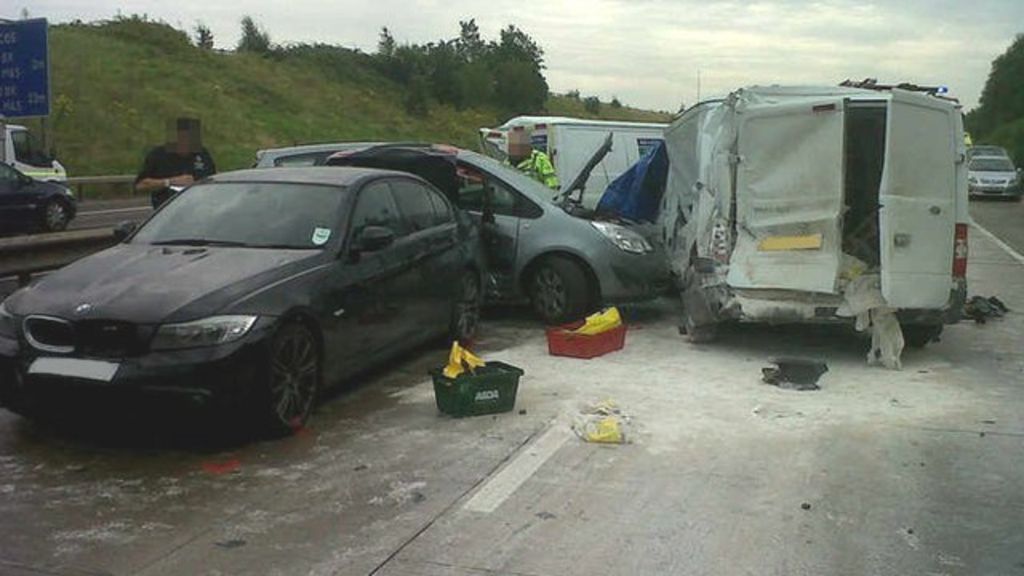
0,163 -> 19,183
390,179 -> 437,232
131,182 -> 348,249
427,187 -> 453,225
274,152 -> 331,167
970,158 -> 1014,172
350,180 -> 407,240
455,165 -> 519,217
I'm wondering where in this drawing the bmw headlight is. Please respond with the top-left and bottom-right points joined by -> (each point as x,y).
150,315 -> 257,350
0,301 -> 16,338
591,221 -> 653,254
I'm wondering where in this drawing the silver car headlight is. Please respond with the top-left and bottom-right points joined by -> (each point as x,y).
150,315 -> 257,351
0,301 -> 16,338
591,221 -> 653,254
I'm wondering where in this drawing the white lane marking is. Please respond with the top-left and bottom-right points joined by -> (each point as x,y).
972,221 -> 1024,267
78,206 -> 151,217
463,424 -> 569,514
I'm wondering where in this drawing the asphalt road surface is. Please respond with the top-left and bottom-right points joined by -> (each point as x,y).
1,208 -> 1023,575
970,196 -> 1024,255
70,197 -> 152,231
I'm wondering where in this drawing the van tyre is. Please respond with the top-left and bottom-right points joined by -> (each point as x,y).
260,322 -> 320,437
450,271 -> 481,343
529,256 -> 593,325
42,200 -> 70,232
902,324 -> 943,349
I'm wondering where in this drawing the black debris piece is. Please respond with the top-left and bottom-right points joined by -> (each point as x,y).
801,502 -> 812,511
536,511 -> 557,520
215,539 -> 247,549
762,358 -> 828,391
964,296 -> 1009,324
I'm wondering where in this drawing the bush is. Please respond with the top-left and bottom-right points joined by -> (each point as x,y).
610,96 -> 622,109
583,96 -> 601,114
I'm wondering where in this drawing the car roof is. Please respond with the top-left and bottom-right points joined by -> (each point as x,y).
208,166 -> 418,186
969,155 -> 1013,162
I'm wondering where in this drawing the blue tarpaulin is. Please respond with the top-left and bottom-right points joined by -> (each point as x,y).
596,140 -> 668,222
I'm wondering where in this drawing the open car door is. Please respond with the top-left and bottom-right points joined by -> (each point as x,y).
727,97 -> 846,293
879,90 -> 957,308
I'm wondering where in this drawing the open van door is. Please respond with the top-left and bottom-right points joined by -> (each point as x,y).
879,90 -> 957,308
727,97 -> 846,293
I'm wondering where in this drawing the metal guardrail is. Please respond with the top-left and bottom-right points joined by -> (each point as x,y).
65,174 -> 136,202
0,228 -> 118,286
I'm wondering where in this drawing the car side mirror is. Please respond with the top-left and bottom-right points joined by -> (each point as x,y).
113,220 -> 138,242
354,226 -> 395,253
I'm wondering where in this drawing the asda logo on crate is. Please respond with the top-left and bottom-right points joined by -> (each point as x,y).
475,390 -> 500,402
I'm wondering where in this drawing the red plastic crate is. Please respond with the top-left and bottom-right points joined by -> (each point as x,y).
545,322 -> 627,359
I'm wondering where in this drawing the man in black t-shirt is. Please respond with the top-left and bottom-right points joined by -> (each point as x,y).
134,118 -> 217,208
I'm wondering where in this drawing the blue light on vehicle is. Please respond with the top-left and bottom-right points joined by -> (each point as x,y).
936,86 -> 949,95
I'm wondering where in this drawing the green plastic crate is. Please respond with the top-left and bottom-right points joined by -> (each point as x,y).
430,361 -> 523,418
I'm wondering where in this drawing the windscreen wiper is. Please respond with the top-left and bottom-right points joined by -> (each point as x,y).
150,238 -> 251,247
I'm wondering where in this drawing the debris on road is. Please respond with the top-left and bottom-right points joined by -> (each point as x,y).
964,295 -> 1009,323
762,358 -> 828,391
838,273 -> 904,369
572,400 -> 631,444
201,459 -> 241,475
547,307 -> 627,359
431,346 -> 524,417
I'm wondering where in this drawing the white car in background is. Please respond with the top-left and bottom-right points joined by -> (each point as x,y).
967,155 -> 1022,200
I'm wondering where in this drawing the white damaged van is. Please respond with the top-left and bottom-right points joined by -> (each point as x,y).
660,86 -> 968,359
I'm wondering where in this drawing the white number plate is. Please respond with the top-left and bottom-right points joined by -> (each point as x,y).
28,358 -> 120,382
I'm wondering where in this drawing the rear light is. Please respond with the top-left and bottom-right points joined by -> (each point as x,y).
535,123 -> 547,130
953,223 -> 968,278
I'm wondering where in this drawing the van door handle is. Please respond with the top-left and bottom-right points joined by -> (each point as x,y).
929,206 -> 942,215
894,233 -> 911,247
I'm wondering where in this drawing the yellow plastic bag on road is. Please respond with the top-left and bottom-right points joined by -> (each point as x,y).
571,307 -> 622,336
443,341 -> 486,379
583,416 -> 624,444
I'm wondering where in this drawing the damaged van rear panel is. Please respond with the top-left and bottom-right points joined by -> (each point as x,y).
661,86 -> 968,352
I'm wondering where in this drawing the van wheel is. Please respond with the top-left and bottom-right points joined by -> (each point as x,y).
529,256 -> 593,324
903,324 -> 942,349
42,200 -> 70,232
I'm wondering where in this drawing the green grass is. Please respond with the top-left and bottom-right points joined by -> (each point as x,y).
36,19 -> 672,178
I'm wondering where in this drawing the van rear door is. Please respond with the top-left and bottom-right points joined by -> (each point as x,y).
879,90 -> 957,308
727,97 -> 846,293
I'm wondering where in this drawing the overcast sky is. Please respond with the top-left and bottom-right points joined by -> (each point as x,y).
13,0 -> 1024,111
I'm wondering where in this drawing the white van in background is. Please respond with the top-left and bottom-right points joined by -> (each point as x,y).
1,123 -> 67,182
479,116 -> 667,207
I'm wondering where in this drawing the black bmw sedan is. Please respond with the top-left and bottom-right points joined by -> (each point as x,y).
0,162 -> 77,233
0,167 -> 483,435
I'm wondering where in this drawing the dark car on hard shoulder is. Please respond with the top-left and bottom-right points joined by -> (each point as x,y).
0,167 -> 484,435
0,162 -> 77,234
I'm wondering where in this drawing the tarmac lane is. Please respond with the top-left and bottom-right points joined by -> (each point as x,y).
0,224 -> 1022,575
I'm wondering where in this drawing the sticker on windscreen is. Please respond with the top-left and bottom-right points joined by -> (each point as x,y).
312,227 -> 332,246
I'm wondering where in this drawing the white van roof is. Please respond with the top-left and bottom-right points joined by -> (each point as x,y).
496,115 -> 667,130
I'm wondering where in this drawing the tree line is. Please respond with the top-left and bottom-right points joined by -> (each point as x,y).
966,34 -> 1024,163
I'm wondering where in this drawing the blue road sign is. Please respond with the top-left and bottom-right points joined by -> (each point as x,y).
0,18 -> 50,118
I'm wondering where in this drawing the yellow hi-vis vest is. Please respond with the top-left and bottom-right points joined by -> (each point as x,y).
516,150 -> 559,190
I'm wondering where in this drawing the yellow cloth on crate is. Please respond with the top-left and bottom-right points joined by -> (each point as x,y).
443,341 -> 486,379
571,307 -> 622,336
